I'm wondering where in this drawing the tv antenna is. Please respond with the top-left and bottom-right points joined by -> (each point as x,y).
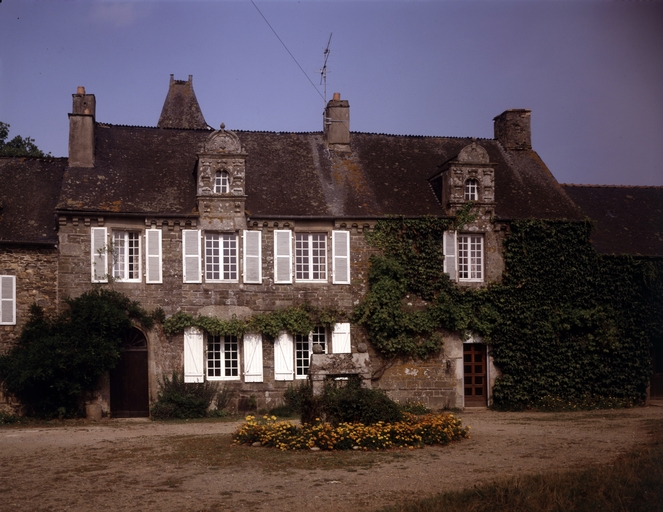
319,33 -> 332,104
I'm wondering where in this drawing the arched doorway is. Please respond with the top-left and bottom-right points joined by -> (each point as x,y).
110,327 -> 149,417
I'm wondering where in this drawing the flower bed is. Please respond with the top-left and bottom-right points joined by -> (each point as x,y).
232,413 -> 470,451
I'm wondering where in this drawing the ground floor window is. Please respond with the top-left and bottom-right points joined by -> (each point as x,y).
295,326 -> 327,378
207,334 -> 239,380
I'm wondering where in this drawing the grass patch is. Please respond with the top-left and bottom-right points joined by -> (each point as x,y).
380,419 -> 663,512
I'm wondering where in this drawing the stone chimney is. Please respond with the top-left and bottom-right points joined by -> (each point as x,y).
68,86 -> 96,167
158,74 -> 207,129
494,109 -> 531,150
324,92 -> 350,148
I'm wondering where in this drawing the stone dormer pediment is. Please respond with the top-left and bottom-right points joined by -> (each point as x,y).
196,125 -> 247,231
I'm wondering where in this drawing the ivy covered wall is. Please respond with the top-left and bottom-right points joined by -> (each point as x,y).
354,217 -> 663,409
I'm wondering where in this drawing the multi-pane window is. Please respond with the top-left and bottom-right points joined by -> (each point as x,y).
113,231 -> 141,281
458,235 -> 483,281
295,233 -> 327,281
205,233 -> 238,281
464,179 -> 478,201
207,334 -> 239,380
295,326 -> 327,378
214,171 -> 229,194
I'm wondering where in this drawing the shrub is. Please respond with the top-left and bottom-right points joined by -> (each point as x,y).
150,372 -> 219,420
399,400 -> 431,415
285,377 -> 403,426
0,290 -> 151,418
0,411 -> 19,425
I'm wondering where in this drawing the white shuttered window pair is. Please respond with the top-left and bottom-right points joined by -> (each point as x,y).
183,328 -> 264,383
274,323 -> 351,381
273,230 -> 350,284
90,227 -> 162,284
0,275 -> 16,325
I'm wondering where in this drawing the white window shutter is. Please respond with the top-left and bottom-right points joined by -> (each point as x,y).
443,230 -> 457,282
145,228 -> 163,284
182,229 -> 201,283
274,230 -> 292,284
243,230 -> 262,284
274,331 -> 294,381
184,326 -> 204,383
91,227 -> 108,283
332,230 -> 351,284
332,322 -> 352,354
243,333 -> 263,382
0,276 -> 16,325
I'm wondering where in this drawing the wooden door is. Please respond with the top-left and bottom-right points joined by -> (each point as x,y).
463,343 -> 487,406
110,328 -> 149,418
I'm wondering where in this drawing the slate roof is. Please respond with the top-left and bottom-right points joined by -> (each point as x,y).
157,75 -> 208,130
562,185 -> 663,257
0,157 -> 67,244
56,124 -> 583,222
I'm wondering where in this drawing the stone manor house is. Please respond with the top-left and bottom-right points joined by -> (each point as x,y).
1,76 -> 661,416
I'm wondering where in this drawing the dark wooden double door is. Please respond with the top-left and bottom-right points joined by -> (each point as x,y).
110,328 -> 150,418
464,343 -> 487,406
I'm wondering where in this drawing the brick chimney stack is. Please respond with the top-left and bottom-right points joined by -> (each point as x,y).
324,92 -> 350,149
68,86 -> 96,167
494,109 -> 531,150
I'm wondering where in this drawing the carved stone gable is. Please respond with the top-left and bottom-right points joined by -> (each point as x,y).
204,124 -> 242,154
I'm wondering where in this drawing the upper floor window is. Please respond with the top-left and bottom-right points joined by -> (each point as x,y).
207,334 -> 239,380
295,326 -> 327,378
295,233 -> 327,281
205,233 -> 238,281
458,234 -> 483,282
214,171 -> 229,194
464,179 -> 478,201
0,275 -> 16,325
113,231 -> 141,281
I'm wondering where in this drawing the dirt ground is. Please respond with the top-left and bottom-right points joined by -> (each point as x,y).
1,405 -> 662,512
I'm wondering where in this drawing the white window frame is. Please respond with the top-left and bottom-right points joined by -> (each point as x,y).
332,230 -> 351,284
91,227 -> 108,283
464,179 -> 479,201
145,228 -> 163,284
0,275 -> 16,325
295,326 -> 327,379
205,233 -> 238,282
243,230 -> 262,284
206,334 -> 240,381
184,327 -> 204,383
112,231 -> 141,282
443,230 -> 457,282
295,233 -> 327,282
214,171 -> 229,194
243,333 -> 263,382
458,234 -> 484,282
274,230 -> 293,284
182,229 -> 202,283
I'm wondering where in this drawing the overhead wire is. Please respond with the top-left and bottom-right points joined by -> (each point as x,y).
250,0 -> 325,104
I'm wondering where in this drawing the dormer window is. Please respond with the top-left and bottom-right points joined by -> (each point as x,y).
464,179 -> 478,201
214,171 -> 229,194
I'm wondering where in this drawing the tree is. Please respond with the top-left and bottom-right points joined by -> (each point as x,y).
0,121 -> 47,157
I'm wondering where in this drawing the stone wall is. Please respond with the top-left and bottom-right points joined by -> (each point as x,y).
56,213 -> 503,412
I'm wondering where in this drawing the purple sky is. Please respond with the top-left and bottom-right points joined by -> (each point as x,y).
1,0 -> 662,186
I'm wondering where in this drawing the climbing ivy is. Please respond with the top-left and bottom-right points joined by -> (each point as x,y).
355,216 -> 662,409
163,304 -> 346,340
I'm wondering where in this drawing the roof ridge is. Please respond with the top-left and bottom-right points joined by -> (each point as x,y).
562,183 -> 663,189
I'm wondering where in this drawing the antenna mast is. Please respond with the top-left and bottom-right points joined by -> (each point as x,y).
319,33 -> 332,104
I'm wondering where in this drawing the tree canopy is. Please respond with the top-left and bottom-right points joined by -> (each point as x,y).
0,121 -> 47,157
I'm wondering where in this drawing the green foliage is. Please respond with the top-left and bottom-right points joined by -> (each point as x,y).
0,289 -> 152,418
286,378 -> 404,426
399,400 -> 432,415
163,304 -> 346,339
150,372 -> 219,420
0,121 -> 47,157
0,411 -> 20,425
356,217 -> 662,409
